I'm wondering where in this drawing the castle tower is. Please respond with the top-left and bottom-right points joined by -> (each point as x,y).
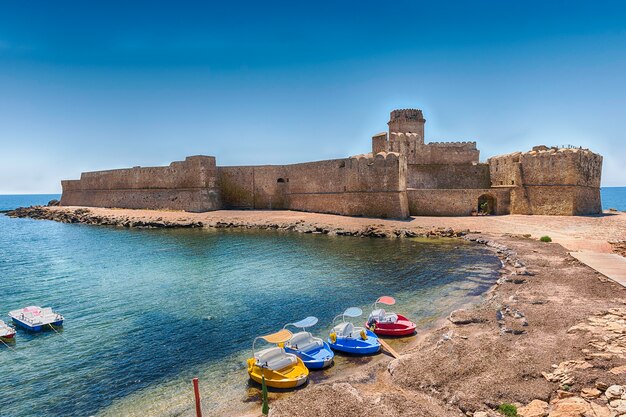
387,109 -> 425,143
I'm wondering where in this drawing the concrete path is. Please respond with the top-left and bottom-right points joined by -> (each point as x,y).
570,251 -> 626,287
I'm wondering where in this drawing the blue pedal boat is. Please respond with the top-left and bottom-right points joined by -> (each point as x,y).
327,307 -> 380,355
8,306 -> 64,332
283,316 -> 334,370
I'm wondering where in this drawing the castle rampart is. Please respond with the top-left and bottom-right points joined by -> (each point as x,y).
488,147 -> 603,215
217,153 -> 408,218
59,109 -> 603,218
61,156 -> 221,212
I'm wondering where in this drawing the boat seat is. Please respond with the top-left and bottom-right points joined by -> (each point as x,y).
334,322 -> 366,339
370,309 -> 398,324
255,347 -> 297,371
288,331 -> 323,352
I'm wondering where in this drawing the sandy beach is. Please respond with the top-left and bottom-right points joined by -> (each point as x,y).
7,206 -> 626,416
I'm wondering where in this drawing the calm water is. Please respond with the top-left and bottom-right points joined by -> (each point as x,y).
602,187 -> 626,211
0,195 -> 503,417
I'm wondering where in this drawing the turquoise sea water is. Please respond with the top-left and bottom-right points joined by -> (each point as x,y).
602,187 -> 626,211
0,195 -> 505,417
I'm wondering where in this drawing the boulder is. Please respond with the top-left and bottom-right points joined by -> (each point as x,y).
517,399 -> 549,417
580,387 -> 601,398
547,397 -> 590,417
610,365 -> 626,375
588,402 -> 611,417
448,309 -> 486,325
606,385 -> 624,400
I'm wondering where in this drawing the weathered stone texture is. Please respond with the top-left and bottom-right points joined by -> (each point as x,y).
61,156 -> 221,212
218,153 -> 408,218
387,109 -> 425,140
489,147 -> 602,215
407,188 -> 511,216
407,163 -> 490,189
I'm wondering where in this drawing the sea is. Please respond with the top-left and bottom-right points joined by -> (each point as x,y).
0,189 -> 623,417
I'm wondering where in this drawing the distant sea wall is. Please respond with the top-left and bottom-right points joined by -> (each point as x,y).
61,156 -> 221,212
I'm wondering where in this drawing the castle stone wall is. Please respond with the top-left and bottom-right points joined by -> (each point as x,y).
407,163 -> 490,189
407,188 -> 511,216
489,147 -> 603,215
509,186 -> 601,215
60,156 -> 221,212
218,153 -> 408,218
380,133 -> 479,165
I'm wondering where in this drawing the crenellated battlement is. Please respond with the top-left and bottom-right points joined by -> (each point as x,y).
427,141 -> 477,148
388,109 -> 425,139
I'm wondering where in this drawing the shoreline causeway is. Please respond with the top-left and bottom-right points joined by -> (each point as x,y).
6,206 -> 626,417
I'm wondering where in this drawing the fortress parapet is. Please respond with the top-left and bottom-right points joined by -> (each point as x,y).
61,156 -> 221,212
489,146 -> 602,215
388,109 -> 425,140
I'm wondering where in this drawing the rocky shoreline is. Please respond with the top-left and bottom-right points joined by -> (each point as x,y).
6,205 -> 626,417
268,233 -> 626,417
6,205 -> 469,238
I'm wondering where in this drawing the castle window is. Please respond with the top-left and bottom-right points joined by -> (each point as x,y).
511,180 -> 515,185
277,178 -> 288,183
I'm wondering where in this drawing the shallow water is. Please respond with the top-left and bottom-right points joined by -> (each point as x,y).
0,195 -> 501,417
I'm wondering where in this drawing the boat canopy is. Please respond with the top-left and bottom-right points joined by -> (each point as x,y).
289,316 -> 318,329
252,329 -> 293,354
343,307 -> 362,318
261,329 -> 292,344
376,296 -> 396,306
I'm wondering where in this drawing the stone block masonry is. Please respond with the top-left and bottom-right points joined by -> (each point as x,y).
61,156 -> 221,212
59,108 -> 603,218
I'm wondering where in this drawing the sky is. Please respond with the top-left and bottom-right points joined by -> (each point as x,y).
0,0 -> 625,193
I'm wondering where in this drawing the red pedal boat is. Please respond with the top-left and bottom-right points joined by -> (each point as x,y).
0,320 -> 16,340
365,296 -> 416,337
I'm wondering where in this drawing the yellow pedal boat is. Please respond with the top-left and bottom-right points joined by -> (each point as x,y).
247,329 -> 309,389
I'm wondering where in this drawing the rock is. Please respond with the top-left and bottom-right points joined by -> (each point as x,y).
517,399 -> 549,417
542,360 -> 592,385
606,385 -> 624,400
580,387 -> 601,398
547,397 -> 590,417
555,390 -> 576,400
47,199 -> 60,206
609,399 -> 626,413
596,382 -> 610,391
588,402 -> 611,417
473,412 -> 489,417
448,309 -> 486,325
610,365 -> 626,375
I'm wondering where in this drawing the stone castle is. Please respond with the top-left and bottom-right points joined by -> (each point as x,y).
60,109 -> 603,218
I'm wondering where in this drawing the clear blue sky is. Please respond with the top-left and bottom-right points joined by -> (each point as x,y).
1,0 -> 625,193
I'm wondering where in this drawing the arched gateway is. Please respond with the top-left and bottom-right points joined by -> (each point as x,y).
477,194 -> 496,215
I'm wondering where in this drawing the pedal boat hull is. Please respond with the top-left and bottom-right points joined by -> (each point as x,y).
247,357 -> 309,389
365,314 -> 416,337
11,318 -> 63,332
327,329 -> 381,355
284,341 -> 334,370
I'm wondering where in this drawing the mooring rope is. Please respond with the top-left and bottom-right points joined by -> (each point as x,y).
0,338 -> 28,357
48,323 -> 70,343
